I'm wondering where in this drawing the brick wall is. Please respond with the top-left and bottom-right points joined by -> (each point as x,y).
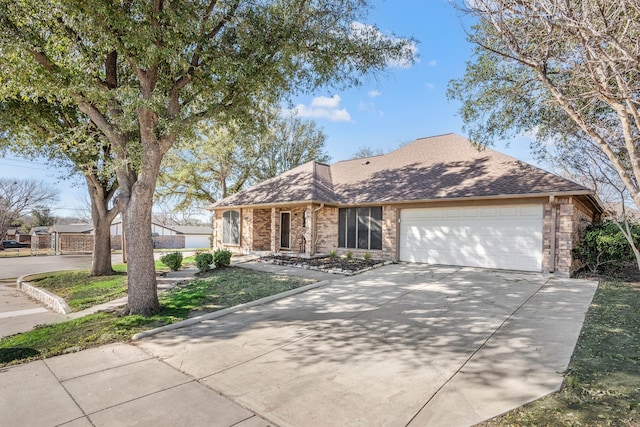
252,208 -> 271,251
287,206 -> 307,252
314,205 -> 396,260
382,205 -> 398,260
59,234 -> 94,253
316,206 -> 339,254
543,197 -> 596,275
241,208 -> 254,252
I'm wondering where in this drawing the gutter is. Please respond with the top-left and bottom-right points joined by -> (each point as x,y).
208,190 -> 597,211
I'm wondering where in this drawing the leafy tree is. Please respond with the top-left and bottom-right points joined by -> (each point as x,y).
253,114 -> 330,182
0,0 -> 415,315
157,112 -> 330,209
449,1 -> 640,210
351,146 -> 384,159
30,206 -> 55,228
0,100 -> 119,275
549,136 -> 640,271
0,179 -> 56,248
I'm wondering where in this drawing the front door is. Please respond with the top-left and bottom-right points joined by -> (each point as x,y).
280,212 -> 291,249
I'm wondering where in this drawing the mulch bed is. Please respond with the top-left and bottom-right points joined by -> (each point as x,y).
259,255 -> 388,275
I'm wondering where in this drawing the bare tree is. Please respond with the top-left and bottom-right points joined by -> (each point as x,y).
351,146 -> 384,159
549,138 -> 640,270
0,179 -> 56,248
450,0 -> 640,209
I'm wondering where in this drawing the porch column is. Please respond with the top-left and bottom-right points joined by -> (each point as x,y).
270,207 -> 279,253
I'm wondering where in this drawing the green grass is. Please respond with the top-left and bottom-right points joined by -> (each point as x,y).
26,270 -> 128,311
481,280 -> 640,426
0,267 -> 313,366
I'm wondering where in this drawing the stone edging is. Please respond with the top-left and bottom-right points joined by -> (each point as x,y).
258,259 -> 395,276
17,275 -> 71,314
131,279 -> 332,341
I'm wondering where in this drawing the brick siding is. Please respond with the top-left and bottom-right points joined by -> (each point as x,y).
543,197 -> 596,275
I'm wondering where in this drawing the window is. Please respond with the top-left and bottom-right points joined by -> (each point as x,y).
338,207 -> 382,250
222,210 -> 240,245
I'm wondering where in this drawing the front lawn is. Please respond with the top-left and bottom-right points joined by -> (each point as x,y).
26,270 -> 128,311
481,280 -> 640,426
0,267 -> 313,366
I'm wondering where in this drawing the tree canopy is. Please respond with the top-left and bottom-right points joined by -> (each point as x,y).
0,0 -> 415,314
157,112 -> 330,210
448,0 -> 640,207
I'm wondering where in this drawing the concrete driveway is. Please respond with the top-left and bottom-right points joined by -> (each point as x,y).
137,264 -> 597,427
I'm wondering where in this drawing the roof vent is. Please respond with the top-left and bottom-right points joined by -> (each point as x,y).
362,160 -> 370,165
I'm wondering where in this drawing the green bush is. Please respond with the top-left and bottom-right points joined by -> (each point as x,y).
363,252 -> 372,261
213,249 -> 232,268
573,220 -> 640,275
160,251 -> 183,271
328,249 -> 337,258
345,250 -> 353,260
195,252 -> 214,273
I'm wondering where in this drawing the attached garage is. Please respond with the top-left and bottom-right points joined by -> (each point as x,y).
399,205 -> 544,272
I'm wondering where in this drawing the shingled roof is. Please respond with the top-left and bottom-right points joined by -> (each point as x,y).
212,133 -> 592,208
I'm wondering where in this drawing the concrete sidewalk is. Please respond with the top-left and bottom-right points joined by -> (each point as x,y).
0,343 -> 273,427
0,263 -> 598,427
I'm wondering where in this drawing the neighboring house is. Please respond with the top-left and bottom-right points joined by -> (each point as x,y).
5,227 -> 30,244
48,224 -> 94,254
110,217 -> 212,249
210,133 -> 604,275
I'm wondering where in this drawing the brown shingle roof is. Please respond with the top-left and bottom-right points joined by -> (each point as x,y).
212,133 -> 590,208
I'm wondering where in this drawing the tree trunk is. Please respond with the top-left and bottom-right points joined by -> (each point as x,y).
121,182 -> 160,315
85,176 -> 119,276
91,214 -> 115,276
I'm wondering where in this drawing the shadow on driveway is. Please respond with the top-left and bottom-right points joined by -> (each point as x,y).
136,264 -> 597,427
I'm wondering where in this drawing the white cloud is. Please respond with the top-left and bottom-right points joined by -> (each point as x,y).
425,82 -> 435,89
368,90 -> 382,98
293,95 -> 352,122
310,94 -> 342,109
428,59 -> 438,67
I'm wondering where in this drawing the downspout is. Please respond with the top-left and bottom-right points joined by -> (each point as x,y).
311,203 -> 324,256
549,195 -> 556,273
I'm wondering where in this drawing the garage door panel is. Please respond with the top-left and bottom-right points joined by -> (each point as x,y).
400,205 -> 543,272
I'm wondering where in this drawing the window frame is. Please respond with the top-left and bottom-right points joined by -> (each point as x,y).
222,210 -> 240,245
338,206 -> 382,250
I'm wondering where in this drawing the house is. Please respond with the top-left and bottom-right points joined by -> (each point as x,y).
209,133 -> 604,275
110,217 -> 212,249
49,224 -> 94,254
5,227 -> 30,244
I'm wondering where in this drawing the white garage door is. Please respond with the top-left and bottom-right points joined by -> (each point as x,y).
400,205 -> 543,272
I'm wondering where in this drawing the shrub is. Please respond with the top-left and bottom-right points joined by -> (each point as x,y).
345,250 -> 353,260
573,220 -> 640,275
213,249 -> 232,268
195,252 -> 214,273
328,249 -> 337,258
363,252 -> 372,261
160,251 -> 183,272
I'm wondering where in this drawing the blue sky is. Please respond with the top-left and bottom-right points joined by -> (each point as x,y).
1,0 -> 540,218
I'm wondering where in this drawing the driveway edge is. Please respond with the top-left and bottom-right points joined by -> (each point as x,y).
131,279 -> 332,341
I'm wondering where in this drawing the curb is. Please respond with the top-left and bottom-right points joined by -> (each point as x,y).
17,275 -> 71,314
132,278 -> 332,341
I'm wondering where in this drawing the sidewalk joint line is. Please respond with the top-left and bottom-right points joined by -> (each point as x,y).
404,276 -> 551,426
